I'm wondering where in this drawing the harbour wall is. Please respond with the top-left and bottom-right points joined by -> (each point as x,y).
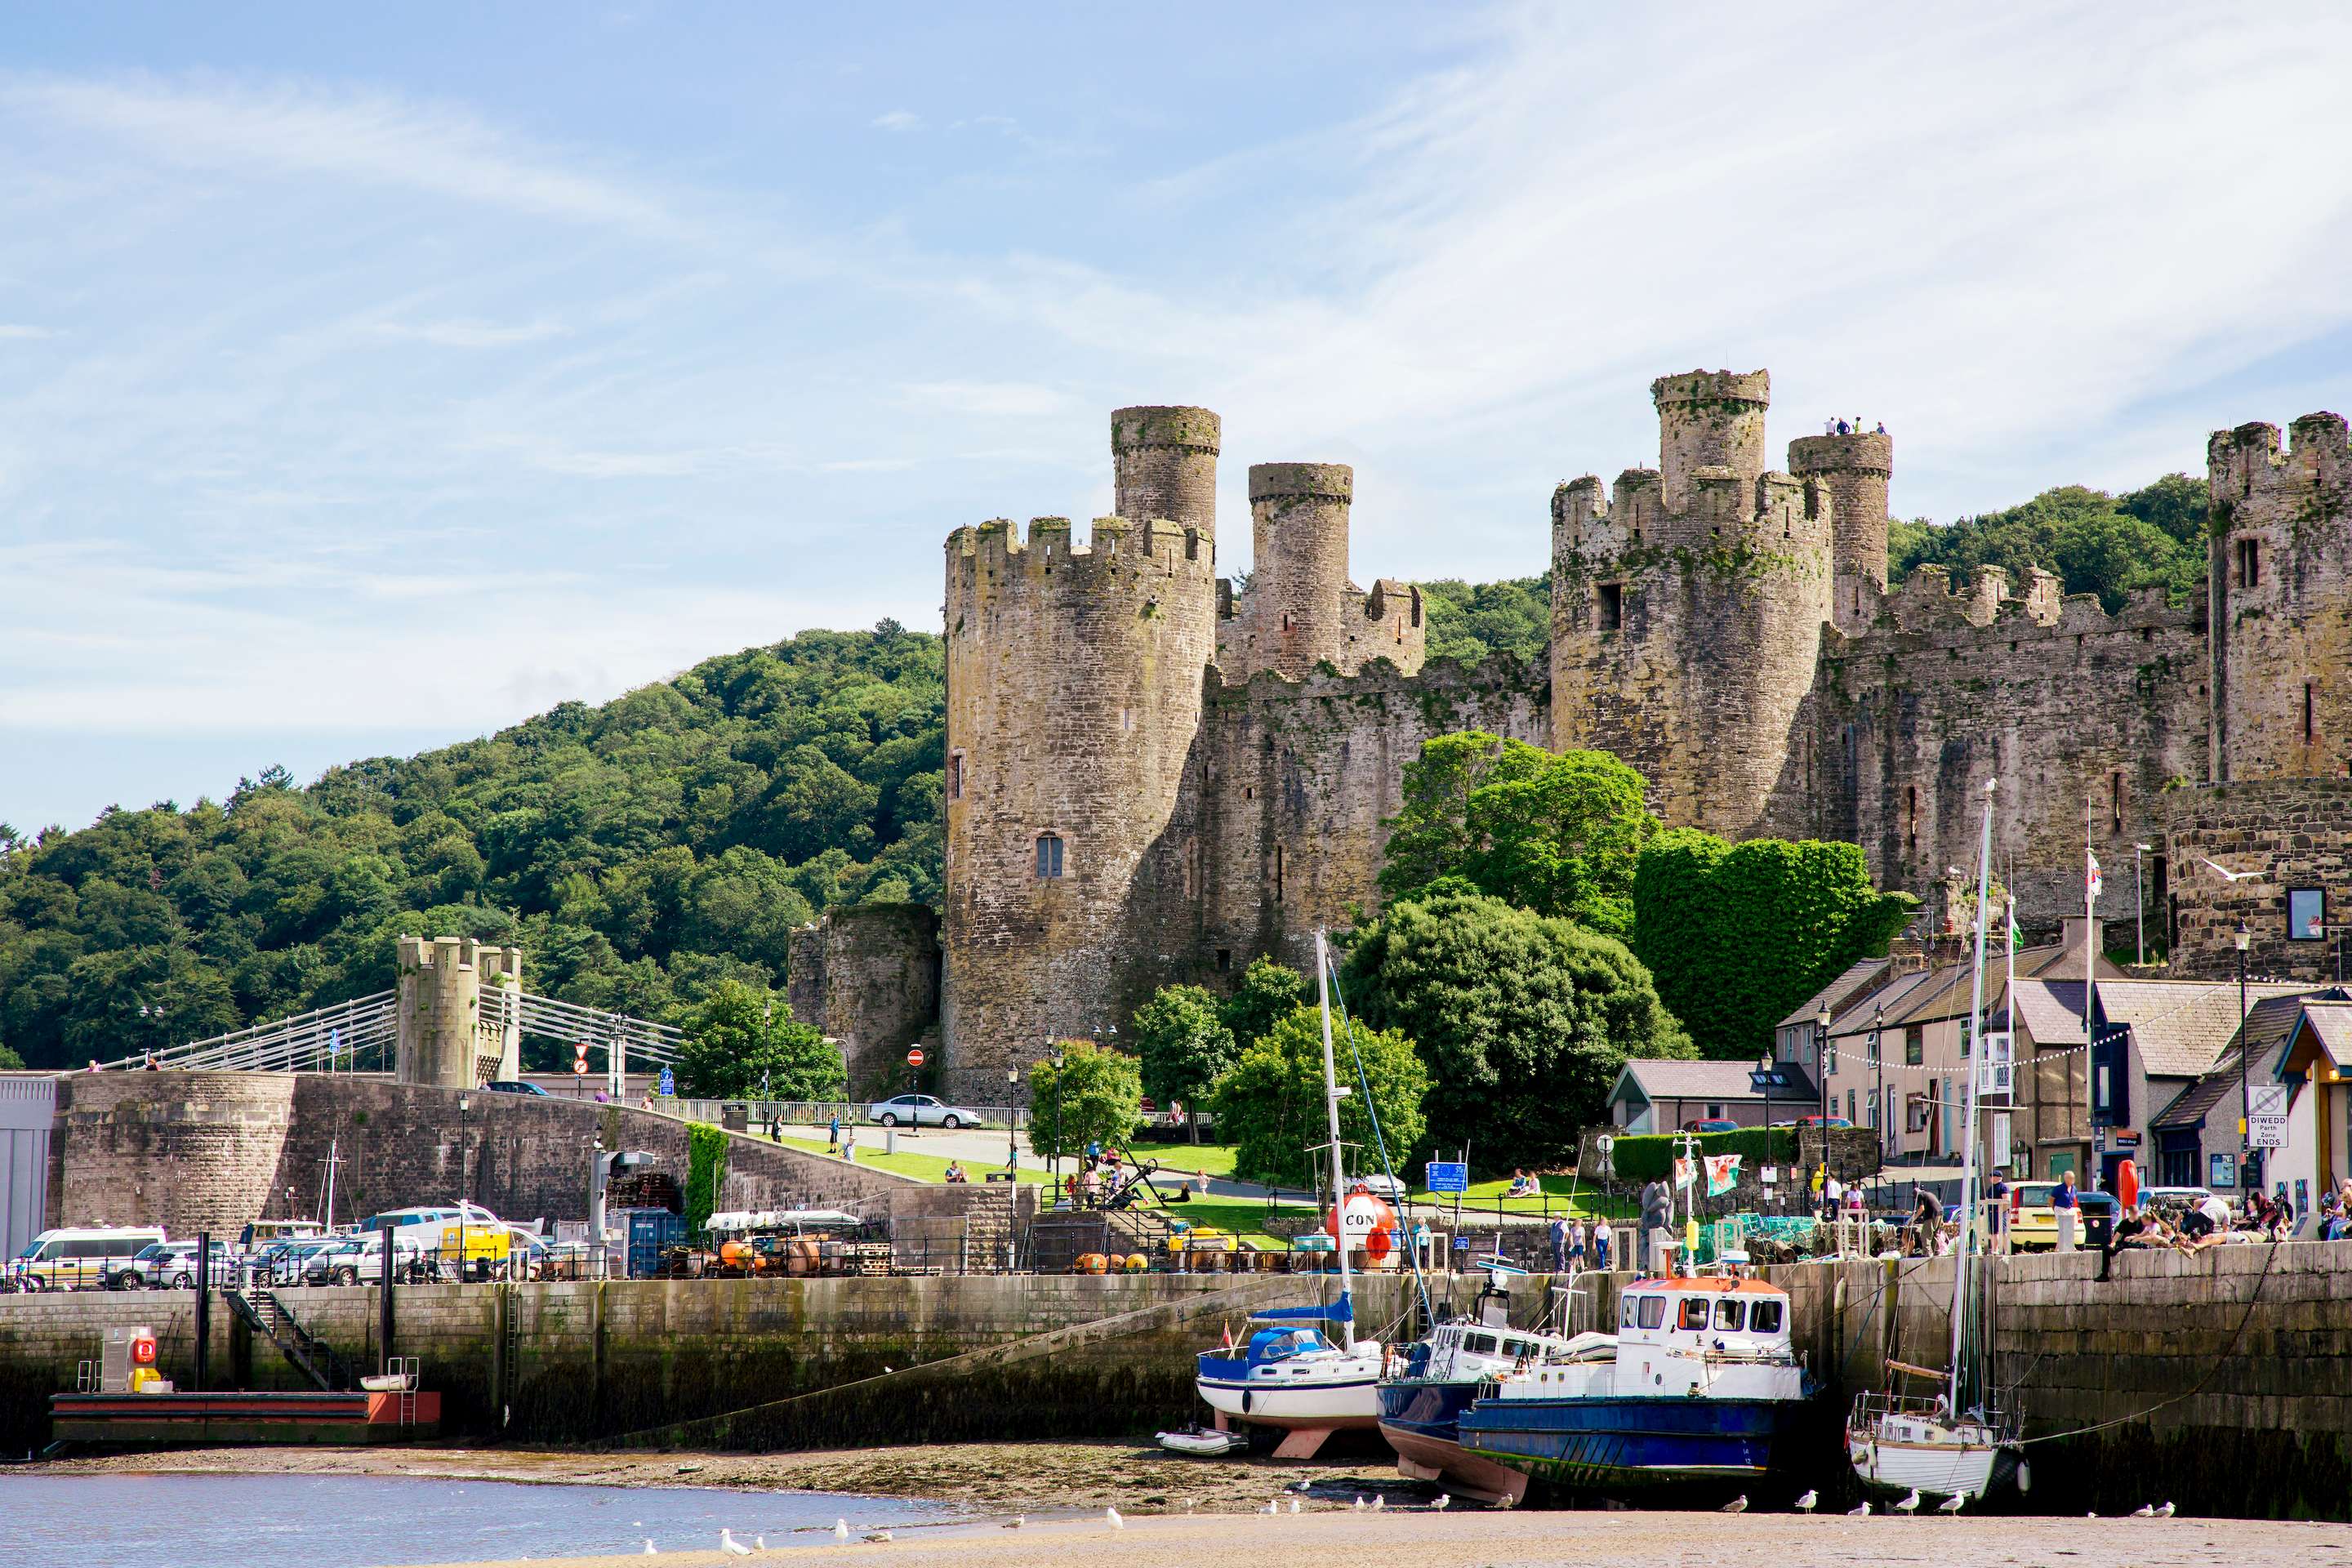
2,1245 -> 2346,1519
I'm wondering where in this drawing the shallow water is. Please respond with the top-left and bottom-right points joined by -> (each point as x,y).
0,1472 -> 954,1566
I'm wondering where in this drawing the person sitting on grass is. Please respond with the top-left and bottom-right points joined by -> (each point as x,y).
1504,1169 -> 1539,1200
944,1160 -> 967,1183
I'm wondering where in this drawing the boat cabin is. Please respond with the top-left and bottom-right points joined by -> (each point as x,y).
1597,1276 -> 1806,1401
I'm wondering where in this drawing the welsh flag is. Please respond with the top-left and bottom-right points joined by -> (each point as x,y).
1673,1157 -> 1695,1189
1705,1154 -> 1741,1197
2087,852 -> 2103,902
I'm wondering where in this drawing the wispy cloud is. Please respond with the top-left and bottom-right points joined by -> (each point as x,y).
369,317 -> 570,349
898,380 -> 1071,418
0,323 -> 53,340
871,109 -> 922,132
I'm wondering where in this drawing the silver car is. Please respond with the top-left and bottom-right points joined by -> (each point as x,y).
865,1094 -> 986,1129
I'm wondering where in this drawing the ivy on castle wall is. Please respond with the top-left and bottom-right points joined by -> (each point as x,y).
684,1121 -> 730,1236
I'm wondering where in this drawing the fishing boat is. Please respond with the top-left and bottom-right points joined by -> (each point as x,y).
1377,1270 -> 1605,1503
1454,1263 -> 1816,1506
1846,778 -> 2027,1503
1191,930 -> 1384,1459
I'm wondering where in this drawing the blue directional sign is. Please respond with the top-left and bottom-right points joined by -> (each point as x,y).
657,1066 -> 676,1098
1425,1160 -> 1469,1195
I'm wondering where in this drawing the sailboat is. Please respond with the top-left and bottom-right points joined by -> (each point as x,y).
1192,929 -> 1386,1459
1846,778 -> 2027,1501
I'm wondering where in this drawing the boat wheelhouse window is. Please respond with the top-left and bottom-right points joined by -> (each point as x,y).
1620,1296 -> 1637,1328
1501,1339 -> 1527,1358
1713,1298 -> 1746,1331
1678,1298 -> 1709,1331
1637,1296 -> 1664,1330
1463,1332 -> 1499,1356
1748,1299 -> 1784,1334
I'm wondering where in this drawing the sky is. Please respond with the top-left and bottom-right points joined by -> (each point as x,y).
6,3 -> 2352,834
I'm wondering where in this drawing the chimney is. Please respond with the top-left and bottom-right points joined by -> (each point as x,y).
2060,916 -> 2105,976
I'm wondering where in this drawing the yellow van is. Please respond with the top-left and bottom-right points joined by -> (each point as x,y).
7,1226 -> 168,1291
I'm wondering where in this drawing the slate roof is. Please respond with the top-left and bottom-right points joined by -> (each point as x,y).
1775,959 -> 1893,1031
2153,991 -> 2350,1129
1612,1058 -> 1771,1104
2098,979 -> 2319,1079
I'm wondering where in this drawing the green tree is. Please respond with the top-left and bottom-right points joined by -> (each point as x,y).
1888,475 -> 2207,613
1026,1039 -> 1144,1160
1414,576 -> 1550,666
1632,830 -> 1920,1061
1210,1004 -> 1428,1190
1219,956 -> 1309,1051
675,979 -> 845,1099
1343,890 -> 1687,1170
1128,984 -> 1236,1108
0,1040 -> 24,1071
1379,733 -> 1656,936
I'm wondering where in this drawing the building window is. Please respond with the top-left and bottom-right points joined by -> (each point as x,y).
1846,1089 -> 1856,1123
2110,771 -> 2126,832
1597,582 -> 1624,631
946,751 -> 964,801
2236,537 -> 2260,590
1867,1026 -> 1880,1066
1034,833 -> 1065,880
1215,948 -> 1232,973
1904,1025 -> 1923,1067
2289,888 -> 2326,942
2306,682 -> 2318,745
1705,1103 -> 1722,1120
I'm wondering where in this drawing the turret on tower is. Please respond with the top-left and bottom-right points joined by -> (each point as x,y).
1216,461 -> 1426,679
1111,405 -> 1220,546
1789,428 -> 1894,633
1653,370 -> 1771,520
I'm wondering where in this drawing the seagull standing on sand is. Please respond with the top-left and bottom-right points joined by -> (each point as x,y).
1262,1500 -> 1280,1515
1372,1496 -> 1385,1512
1429,1494 -> 1450,1512
719,1530 -> 753,1557
1107,1507 -> 1125,1530
1848,1501 -> 1870,1517
1893,1490 -> 1921,1515
1288,1497 -> 1301,1515
643,1544 -> 656,1557
1793,1490 -> 1817,1512
834,1519 -> 850,1543
1721,1495 -> 1747,1513
1354,1496 -> 1365,1510
2132,1503 -> 2156,1517
755,1537 -> 767,1551
2155,1502 -> 2176,1517
1003,1517 -> 1025,1530
1938,1494 -> 1967,1513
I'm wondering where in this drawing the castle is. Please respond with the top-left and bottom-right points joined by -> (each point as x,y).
790,371 -> 2352,1103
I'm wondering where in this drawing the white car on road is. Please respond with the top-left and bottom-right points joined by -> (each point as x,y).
865,1094 -> 987,1129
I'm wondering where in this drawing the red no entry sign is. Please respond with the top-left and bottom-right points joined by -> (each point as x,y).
906,1047 -> 926,1068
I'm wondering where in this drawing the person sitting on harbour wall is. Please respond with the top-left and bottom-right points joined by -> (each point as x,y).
944,1160 -> 968,1183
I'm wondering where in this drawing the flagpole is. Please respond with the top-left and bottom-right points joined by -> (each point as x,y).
2083,794 -> 2097,1170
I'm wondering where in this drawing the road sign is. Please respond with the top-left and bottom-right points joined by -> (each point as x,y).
574,1042 -> 589,1064
657,1067 -> 675,1097
572,1059 -> 590,1076
906,1046 -> 926,1068
1425,1160 -> 1468,1195
2249,1083 -> 2290,1149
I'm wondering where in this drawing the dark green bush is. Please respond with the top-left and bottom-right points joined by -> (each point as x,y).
1603,1125 -> 1793,1183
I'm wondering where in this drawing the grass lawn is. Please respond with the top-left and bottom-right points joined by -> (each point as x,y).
1128,1194 -> 1306,1251
762,1130 -> 1052,1186
1124,1141 -> 1242,1178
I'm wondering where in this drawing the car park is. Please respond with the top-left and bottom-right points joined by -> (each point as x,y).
866,1094 -> 986,1129
133,1240 -> 238,1289
304,1233 -> 425,1285
270,1237 -> 346,1285
1682,1118 -> 1740,1133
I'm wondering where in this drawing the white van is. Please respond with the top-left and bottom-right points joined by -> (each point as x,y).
355,1202 -> 501,1258
7,1226 -> 169,1291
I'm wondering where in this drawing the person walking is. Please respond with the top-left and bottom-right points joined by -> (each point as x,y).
1592,1222 -> 1611,1272
1549,1214 -> 1570,1274
827,1114 -> 840,1151
1988,1169 -> 2011,1255
1569,1218 -> 1588,1275
2052,1170 -> 2080,1254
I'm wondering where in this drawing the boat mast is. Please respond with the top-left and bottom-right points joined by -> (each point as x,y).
1313,929 -> 1356,1352
1948,778 -> 1997,1414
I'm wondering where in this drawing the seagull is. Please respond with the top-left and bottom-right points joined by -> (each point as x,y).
1107,1507 -> 1125,1530
863,1529 -> 893,1544
719,1530 -> 754,1557
2132,1503 -> 2156,1517
1848,1501 -> 1871,1517
834,1519 -> 850,1542
1287,1497 -> 1301,1515
1794,1490 -> 1818,1512
1894,1489 -> 1921,1515
1721,1495 -> 1747,1513
2155,1502 -> 2176,1518
1003,1516 -> 1025,1530
1354,1496 -> 1366,1510
755,1538 -> 766,1552
1261,1500 -> 1280,1515
1429,1494 -> 1450,1512
2201,858 -> 2265,883
1938,1494 -> 1966,1513
1372,1495 -> 1385,1512
643,1544 -> 656,1557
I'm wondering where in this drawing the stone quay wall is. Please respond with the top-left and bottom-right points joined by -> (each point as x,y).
4,1245 -> 2348,1517
45,1072 -> 981,1240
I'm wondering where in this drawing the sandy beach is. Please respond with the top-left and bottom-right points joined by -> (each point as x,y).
396,1510 -> 2345,1568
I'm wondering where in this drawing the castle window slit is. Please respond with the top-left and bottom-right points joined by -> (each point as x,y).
1035,833 -> 1065,880
2111,772 -> 2126,833
2305,682 -> 2317,745
1906,785 -> 1918,856
947,751 -> 964,801
2236,537 -> 2260,590
1597,582 -> 1623,632
1274,844 -> 1284,902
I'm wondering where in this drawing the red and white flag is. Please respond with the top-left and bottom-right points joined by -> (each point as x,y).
2087,852 -> 2103,902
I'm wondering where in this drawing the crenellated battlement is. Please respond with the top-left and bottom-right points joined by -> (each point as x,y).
2208,412 -> 2350,504
1551,465 -> 1830,572
1827,563 -> 2197,654
947,512 -> 1214,621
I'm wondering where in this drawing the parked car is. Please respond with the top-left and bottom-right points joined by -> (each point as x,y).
5,1226 -> 167,1291
486,1080 -> 549,1096
1682,1118 -> 1740,1133
1350,1173 -> 1409,1203
866,1094 -> 986,1129
105,1242 -> 175,1290
270,1237 -> 347,1286
130,1240 -> 238,1290
304,1233 -> 425,1286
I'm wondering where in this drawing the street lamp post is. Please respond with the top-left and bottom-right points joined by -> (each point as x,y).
1816,1002 -> 1833,1214
1871,1004 -> 1886,1171
1049,1048 -> 1066,1200
1005,1067 -> 1020,1174
456,1093 -> 471,1284
2236,920 -> 2252,1197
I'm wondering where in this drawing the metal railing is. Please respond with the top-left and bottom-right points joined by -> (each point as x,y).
96,992 -> 399,1073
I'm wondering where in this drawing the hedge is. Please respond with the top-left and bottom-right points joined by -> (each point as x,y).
685,1121 -> 730,1235
1605,1126 -> 1793,1183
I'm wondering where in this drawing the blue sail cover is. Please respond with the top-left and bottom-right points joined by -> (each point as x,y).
1249,1292 -> 1353,1325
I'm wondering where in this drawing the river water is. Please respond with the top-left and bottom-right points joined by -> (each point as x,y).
0,1473 -> 956,1566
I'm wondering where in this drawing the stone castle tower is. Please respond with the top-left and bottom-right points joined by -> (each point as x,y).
1548,370 -> 1833,840
788,368 -> 2352,1097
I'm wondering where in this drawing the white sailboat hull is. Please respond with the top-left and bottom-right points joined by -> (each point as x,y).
1197,1368 -> 1384,1428
1848,1414 -> 2021,1500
